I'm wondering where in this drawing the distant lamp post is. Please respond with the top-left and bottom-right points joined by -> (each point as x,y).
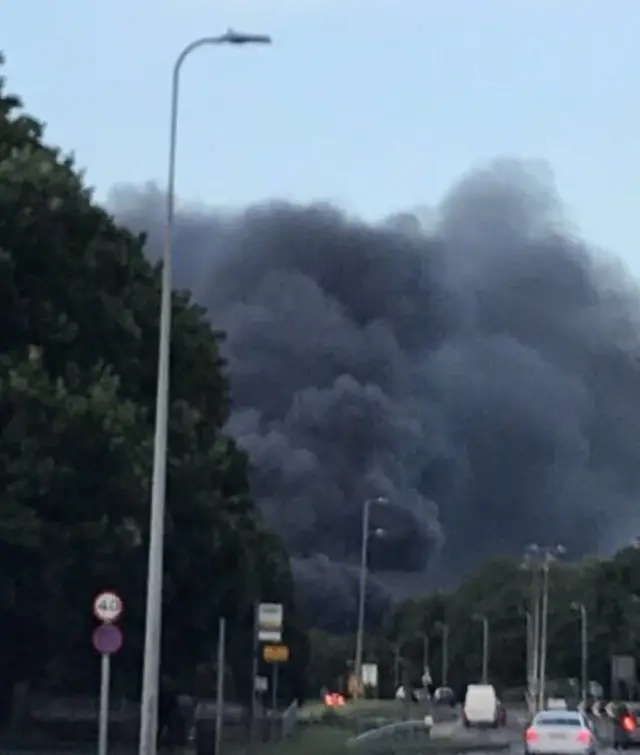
354,496 -> 388,697
571,602 -> 588,707
435,621 -> 449,687
421,633 -> 430,682
473,615 -> 489,683
525,609 -> 533,696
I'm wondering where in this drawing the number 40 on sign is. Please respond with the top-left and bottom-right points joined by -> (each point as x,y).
93,591 -> 123,624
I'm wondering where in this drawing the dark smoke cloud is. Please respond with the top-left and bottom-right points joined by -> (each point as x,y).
110,158 -> 640,628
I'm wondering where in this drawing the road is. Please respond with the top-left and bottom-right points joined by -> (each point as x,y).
272,700 -> 623,755
430,707 -> 620,755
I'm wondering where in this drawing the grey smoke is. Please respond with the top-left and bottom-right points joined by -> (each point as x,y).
111,158 -> 640,627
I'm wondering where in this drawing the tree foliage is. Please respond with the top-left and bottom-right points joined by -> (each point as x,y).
0,54 -> 307,718
308,547 -> 640,700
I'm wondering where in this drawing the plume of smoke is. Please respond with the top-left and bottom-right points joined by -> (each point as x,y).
111,158 -> 640,629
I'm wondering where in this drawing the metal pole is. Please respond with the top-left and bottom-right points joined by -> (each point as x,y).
580,605 -> 588,707
422,634 -> 430,675
271,663 -> 279,711
526,611 -> 532,690
442,624 -> 449,687
354,498 -> 371,697
137,32 -> 271,755
250,603 -> 259,743
482,617 -> 489,684
137,49 -> 178,755
215,618 -> 226,755
538,559 -> 550,711
531,567 -> 541,710
98,653 -> 111,755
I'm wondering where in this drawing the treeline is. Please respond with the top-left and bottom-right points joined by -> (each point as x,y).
308,546 -> 640,699
0,55 -> 308,721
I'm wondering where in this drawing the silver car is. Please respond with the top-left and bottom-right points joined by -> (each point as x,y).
525,710 -> 596,755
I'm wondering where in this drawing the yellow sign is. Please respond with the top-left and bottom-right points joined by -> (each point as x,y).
263,644 -> 289,663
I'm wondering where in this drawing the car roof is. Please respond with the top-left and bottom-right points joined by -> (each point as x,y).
535,710 -> 582,721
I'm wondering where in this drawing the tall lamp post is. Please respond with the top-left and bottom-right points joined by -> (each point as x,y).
138,29 -> 272,755
354,496 -> 387,697
525,610 -> 533,696
571,602 -> 588,707
421,633 -> 430,681
524,544 -> 565,712
522,548 -> 541,711
434,621 -> 449,687
474,615 -> 489,683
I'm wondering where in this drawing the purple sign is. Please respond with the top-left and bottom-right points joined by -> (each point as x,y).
92,623 -> 123,655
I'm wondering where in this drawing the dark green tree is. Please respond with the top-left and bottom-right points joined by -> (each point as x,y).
0,54 -> 307,720
384,548 -> 640,698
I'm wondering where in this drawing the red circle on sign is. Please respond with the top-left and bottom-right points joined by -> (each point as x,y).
92,623 -> 123,654
93,590 -> 123,623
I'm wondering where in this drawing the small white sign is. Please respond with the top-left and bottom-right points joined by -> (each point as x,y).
362,663 -> 378,687
258,603 -> 283,642
93,591 -> 123,623
254,676 -> 268,693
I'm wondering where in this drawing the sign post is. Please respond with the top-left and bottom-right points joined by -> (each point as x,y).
255,603 -> 285,738
271,663 -> 279,712
262,644 -> 289,714
215,617 -> 226,755
92,591 -> 124,755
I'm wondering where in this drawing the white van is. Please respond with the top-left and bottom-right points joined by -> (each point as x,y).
463,684 -> 504,728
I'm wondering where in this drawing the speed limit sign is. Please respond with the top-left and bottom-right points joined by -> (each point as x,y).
93,591 -> 123,623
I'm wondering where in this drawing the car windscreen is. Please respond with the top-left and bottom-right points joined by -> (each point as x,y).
535,717 -> 581,727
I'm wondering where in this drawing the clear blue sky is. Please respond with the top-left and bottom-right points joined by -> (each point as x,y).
5,0 -> 640,272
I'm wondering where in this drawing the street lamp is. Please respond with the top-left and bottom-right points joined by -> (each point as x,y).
421,632 -> 430,683
571,602 -> 588,707
539,546 -> 566,710
434,621 -> 449,687
525,610 -> 533,698
138,29 -> 272,755
473,615 -> 489,683
522,547 -> 542,711
354,496 -> 388,697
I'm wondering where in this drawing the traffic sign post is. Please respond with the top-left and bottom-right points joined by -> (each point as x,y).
271,662 -> 279,714
262,644 -> 289,716
92,592 -> 124,755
